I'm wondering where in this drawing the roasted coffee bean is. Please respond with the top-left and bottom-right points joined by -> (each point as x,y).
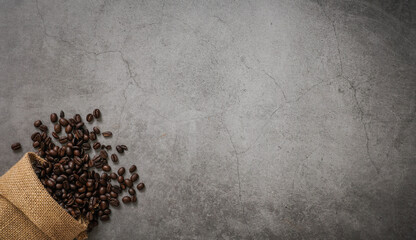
65,125 -> 72,133
132,195 -> 137,203
104,209 -> 111,215
131,173 -> 139,182
31,132 -> 40,141
33,141 -> 40,148
117,176 -> 124,183
109,198 -> 120,207
89,132 -> 96,141
116,145 -> 123,153
86,114 -> 93,122
52,132 -> 59,139
129,165 -> 137,173
105,145 -> 112,150
101,144 -> 106,149
137,183 -> 145,191
128,188 -> 136,196
60,110 -> 65,118
50,113 -> 58,122
110,191 -> 118,198
100,215 -> 109,221
39,125 -> 48,132
112,186 -> 121,194
93,127 -> 100,134
76,122 -> 84,129
11,142 -> 21,151
59,118 -> 69,127
100,195 -> 108,201
34,120 -> 42,128
122,196 -> 131,203
102,131 -> 112,137
110,173 -> 117,180
124,179 -> 133,187
120,184 -> 126,190
117,167 -> 125,176
102,165 -> 111,172
99,150 -> 108,159
93,109 -> 101,118
93,142 -> 101,150
74,114 -> 82,123
120,145 -> 128,151
54,124 -> 61,133
111,154 -> 118,163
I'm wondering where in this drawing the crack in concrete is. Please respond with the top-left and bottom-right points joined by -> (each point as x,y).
318,0 -> 379,174
224,124 -> 243,216
263,70 -> 287,101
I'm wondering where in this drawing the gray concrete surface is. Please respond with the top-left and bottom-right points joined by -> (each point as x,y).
1,0 -> 415,239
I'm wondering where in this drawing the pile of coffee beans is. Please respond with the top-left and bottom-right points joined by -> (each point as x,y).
18,109 -> 145,231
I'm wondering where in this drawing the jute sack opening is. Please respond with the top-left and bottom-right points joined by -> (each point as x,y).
0,152 -> 88,240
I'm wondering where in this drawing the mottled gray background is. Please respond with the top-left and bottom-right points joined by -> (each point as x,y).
1,0 -> 415,239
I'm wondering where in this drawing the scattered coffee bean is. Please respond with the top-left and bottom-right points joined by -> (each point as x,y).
129,165 -> 137,173
120,145 -> 128,151
111,154 -> 118,163
93,142 -> 101,150
86,114 -> 93,122
110,173 -> 117,180
11,142 -> 21,151
118,176 -> 124,183
74,114 -> 82,123
93,127 -> 100,134
137,183 -> 145,191
59,110 -> 65,118
105,145 -> 112,150
59,118 -> 69,127
116,145 -> 124,153
122,196 -> 131,203
132,195 -> 137,203
93,109 -> 101,119
39,125 -> 48,132
131,173 -> 139,182
118,167 -> 125,176
34,120 -> 42,128
128,188 -> 136,195
102,131 -> 112,137
54,124 -> 62,133
50,113 -> 58,122
65,125 -> 72,133
124,179 -> 133,187
102,165 -> 111,172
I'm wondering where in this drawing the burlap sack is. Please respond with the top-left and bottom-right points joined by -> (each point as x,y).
0,152 -> 88,240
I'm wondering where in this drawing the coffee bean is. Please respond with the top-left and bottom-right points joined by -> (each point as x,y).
116,145 -> 123,153
100,215 -> 109,221
65,125 -> 72,133
111,154 -> 118,163
93,142 -> 101,150
50,113 -> 58,122
122,196 -> 131,203
93,109 -> 101,118
110,191 -> 118,198
59,118 -> 69,127
104,209 -> 111,215
34,120 -> 42,128
137,183 -> 145,191
120,183 -> 126,190
132,195 -> 137,203
105,145 -> 112,150
39,125 -> 48,132
102,165 -> 111,172
101,144 -> 106,149
33,141 -> 40,148
60,110 -> 65,118
86,114 -> 93,122
93,127 -> 100,134
110,173 -> 117,180
74,114 -> 82,123
117,176 -> 124,183
99,150 -> 108,159
120,145 -> 128,151
124,179 -> 133,187
129,165 -> 137,173
76,122 -> 84,129
89,132 -> 96,141
117,167 -> 125,176
109,198 -> 120,207
11,142 -> 21,151
54,124 -> 61,133
131,173 -> 139,182
102,131 -> 112,137
128,188 -> 136,196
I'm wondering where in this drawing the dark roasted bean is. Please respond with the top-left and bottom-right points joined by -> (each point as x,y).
120,145 -> 128,151
122,196 -> 131,203
86,114 -> 93,122
100,215 -> 109,221
54,124 -> 61,133
93,142 -> 101,150
132,195 -> 137,203
117,167 -> 125,176
39,125 -> 48,132
105,145 -> 112,150
124,179 -> 133,187
65,125 -> 72,133
110,173 -> 117,180
117,176 -> 124,183
11,142 -> 21,151
128,188 -> 136,196
116,145 -> 123,153
93,109 -> 101,118
93,127 -> 100,134
59,118 -> 69,127
60,110 -> 65,118
74,114 -> 82,123
34,120 -> 42,128
129,165 -> 137,173
111,154 -> 118,163
131,173 -> 139,182
102,165 -> 111,172
137,183 -> 145,191
89,132 -> 96,141
99,150 -> 108,159
109,198 -> 120,207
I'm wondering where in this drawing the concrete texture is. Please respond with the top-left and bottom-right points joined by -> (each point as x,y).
1,0 -> 415,239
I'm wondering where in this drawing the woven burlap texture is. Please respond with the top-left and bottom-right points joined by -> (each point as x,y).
0,152 -> 88,240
